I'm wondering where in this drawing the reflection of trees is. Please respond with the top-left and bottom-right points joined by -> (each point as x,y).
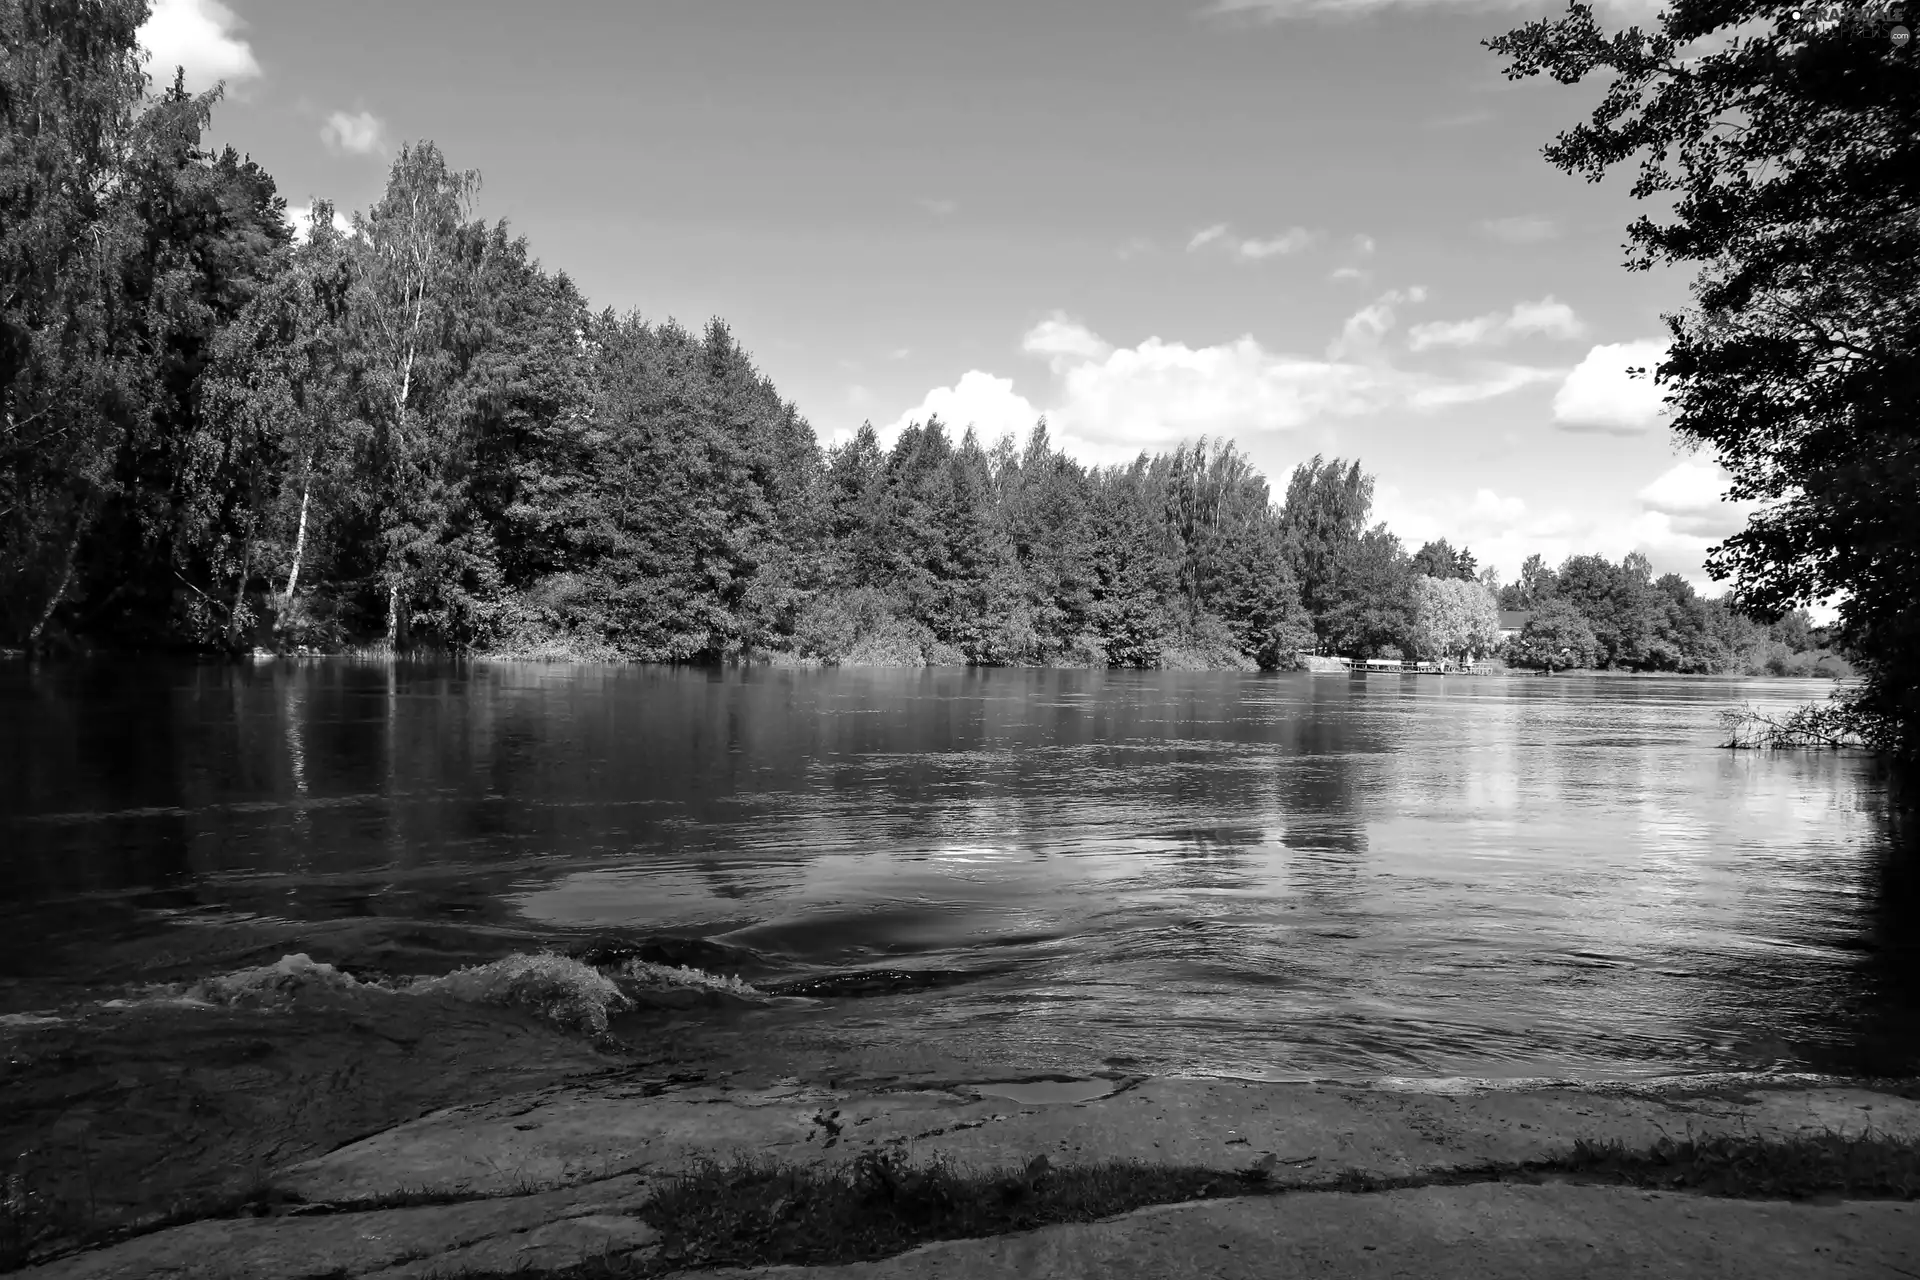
6,661 -> 200,900
1269,679 -> 1374,902
1835,785 -> 1919,1076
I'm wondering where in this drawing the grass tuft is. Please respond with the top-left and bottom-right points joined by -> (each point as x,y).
627,1146 -> 1261,1273
1559,1130 -> 1920,1200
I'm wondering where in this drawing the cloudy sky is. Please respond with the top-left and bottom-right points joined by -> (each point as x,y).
141,0 -> 1763,595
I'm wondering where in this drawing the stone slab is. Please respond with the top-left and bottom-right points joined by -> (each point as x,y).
678,1182 -> 1920,1280
279,1074 -> 1920,1203
19,1175 -> 653,1280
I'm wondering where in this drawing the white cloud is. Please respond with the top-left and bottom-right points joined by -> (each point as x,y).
1330,266 -> 1371,285
1372,483 -> 1536,575
1237,228 -> 1316,259
1404,361 -> 1564,409
917,197 -> 958,216
882,303 -> 1556,466
1351,234 -> 1376,255
1408,297 -> 1585,351
1373,461 -> 1748,596
1636,458 -> 1756,540
321,110 -> 389,157
1552,340 -> 1669,434
286,203 -> 354,244
138,0 -> 259,91
883,371 -> 1042,450
1187,224 -> 1230,252
1326,286 -> 1426,362
1478,215 -> 1561,245
1025,313 -> 1115,368
1188,223 -> 1317,262
1038,330 -> 1390,462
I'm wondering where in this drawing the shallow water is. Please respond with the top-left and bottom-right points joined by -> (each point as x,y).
3,658 -> 1914,1083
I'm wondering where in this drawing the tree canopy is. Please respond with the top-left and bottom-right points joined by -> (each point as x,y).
1487,0 -> 1919,756
0,0 -> 1853,696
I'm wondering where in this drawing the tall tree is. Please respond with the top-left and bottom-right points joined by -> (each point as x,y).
1488,0 -> 1920,756
0,0 -> 149,645
1320,524 -> 1415,660
1278,454 -> 1374,624
90,77 -> 291,647
346,141 -> 483,646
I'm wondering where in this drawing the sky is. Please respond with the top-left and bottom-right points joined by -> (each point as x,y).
138,0 -> 1784,601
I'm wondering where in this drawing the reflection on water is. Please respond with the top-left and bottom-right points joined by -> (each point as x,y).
2,658 -> 1914,1081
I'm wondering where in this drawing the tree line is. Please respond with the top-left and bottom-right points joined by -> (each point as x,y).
0,2 -> 1874,693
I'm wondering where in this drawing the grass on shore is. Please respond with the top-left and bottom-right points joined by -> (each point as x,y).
1558,1130 -> 1920,1200
11,1124 -> 1918,1274
424,1127 -> 1920,1278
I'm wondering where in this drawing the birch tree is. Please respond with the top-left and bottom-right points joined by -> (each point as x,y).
347,142 -> 482,647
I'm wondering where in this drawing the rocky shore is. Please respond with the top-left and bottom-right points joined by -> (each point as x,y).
5,917 -> 1918,1278
13,1067 -> 1920,1279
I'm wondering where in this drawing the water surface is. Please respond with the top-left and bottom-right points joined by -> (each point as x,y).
3,659 -> 1913,1082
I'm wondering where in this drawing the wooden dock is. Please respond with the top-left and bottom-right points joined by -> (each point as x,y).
1300,655 -> 1501,676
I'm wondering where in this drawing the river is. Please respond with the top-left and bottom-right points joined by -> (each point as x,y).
3,658 -> 1913,1084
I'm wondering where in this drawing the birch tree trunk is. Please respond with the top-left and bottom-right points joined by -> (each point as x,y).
27,505 -> 88,648
281,479 -> 311,613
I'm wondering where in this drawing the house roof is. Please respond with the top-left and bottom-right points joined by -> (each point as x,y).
1498,610 -> 1533,630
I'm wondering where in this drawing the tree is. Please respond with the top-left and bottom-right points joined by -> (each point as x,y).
1411,538 -> 1482,582
345,141 -> 484,646
1488,1 -> 1920,757
1279,454 -> 1373,624
999,420 -> 1100,662
1513,597 -> 1599,671
1411,538 -> 1460,580
1408,575 -> 1466,663
1409,575 -> 1502,665
1555,551 -> 1663,669
1320,524 -> 1415,659
0,0 -> 150,645
1155,437 -> 1311,667
1499,552 -> 1559,611
1086,458 -> 1177,667
92,78 -> 293,648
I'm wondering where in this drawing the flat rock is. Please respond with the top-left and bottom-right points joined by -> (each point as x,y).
26,1076 -> 1920,1280
278,1074 -> 1920,1204
20,1175 -> 655,1280
677,1182 -> 1920,1279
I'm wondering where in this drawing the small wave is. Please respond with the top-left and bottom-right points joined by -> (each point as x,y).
0,1012 -> 65,1028
105,950 -> 770,1038
613,958 -> 762,997
190,952 -> 369,1005
410,953 -> 630,1035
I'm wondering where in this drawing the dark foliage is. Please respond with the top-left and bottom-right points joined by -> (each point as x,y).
1487,0 -> 1918,754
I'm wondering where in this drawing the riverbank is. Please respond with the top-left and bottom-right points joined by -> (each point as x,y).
12,1049 -> 1919,1278
6,912 -> 1919,1277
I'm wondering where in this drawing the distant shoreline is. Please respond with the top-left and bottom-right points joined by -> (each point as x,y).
0,646 -> 1853,683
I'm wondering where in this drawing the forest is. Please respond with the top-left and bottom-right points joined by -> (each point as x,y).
1,5 -> 1836,677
